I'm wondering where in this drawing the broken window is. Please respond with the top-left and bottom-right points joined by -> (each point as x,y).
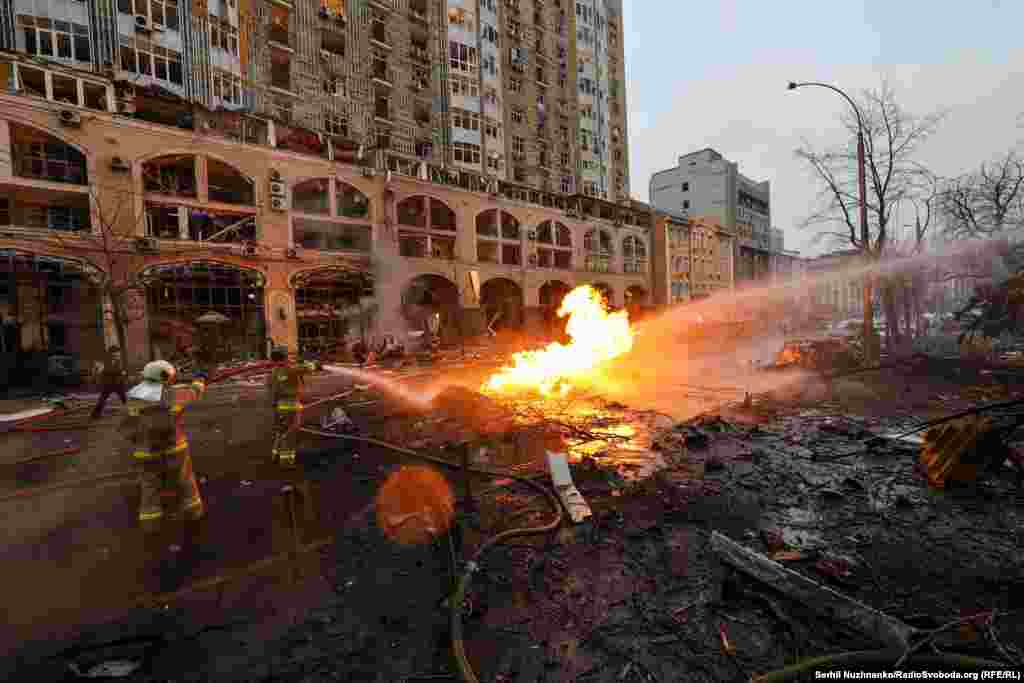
337,182 -> 369,219
292,178 -> 330,214
207,158 -> 254,205
143,155 -> 196,196
293,217 -> 371,252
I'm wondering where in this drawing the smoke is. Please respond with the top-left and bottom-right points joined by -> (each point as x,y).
370,244 -> 413,343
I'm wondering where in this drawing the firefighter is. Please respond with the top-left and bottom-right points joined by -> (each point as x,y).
120,360 -> 208,533
268,345 -> 316,468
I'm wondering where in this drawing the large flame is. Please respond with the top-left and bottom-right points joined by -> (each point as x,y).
481,285 -> 634,398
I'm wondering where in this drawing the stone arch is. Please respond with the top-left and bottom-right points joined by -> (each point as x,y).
476,208 -> 521,239
139,151 -> 256,205
4,117 -> 92,159
397,195 -> 457,231
0,248 -> 107,388
289,266 -> 374,353
291,177 -> 332,214
139,259 -> 267,362
402,273 -> 460,341
480,277 -> 524,331
535,220 -> 571,247
7,120 -> 91,185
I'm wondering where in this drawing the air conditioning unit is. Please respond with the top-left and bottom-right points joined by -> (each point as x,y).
285,247 -> 299,259
269,180 -> 286,196
527,230 -> 537,240
134,14 -> 151,31
361,167 -> 375,178
58,109 -> 81,127
270,196 -> 287,211
135,237 -> 159,253
567,208 -> 580,218
110,156 -> 130,171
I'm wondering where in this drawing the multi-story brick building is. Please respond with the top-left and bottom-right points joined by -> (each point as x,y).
0,0 -> 647,386
649,148 -> 771,285
650,212 -> 734,306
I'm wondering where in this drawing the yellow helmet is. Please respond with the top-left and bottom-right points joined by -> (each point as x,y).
142,360 -> 176,385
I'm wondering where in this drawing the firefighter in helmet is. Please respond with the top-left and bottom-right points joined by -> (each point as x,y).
268,345 -> 316,468
120,360 -> 209,532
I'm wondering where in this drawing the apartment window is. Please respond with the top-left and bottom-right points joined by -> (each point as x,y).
117,0 -> 179,30
211,68 -> 241,104
481,23 -> 499,44
448,42 -> 478,74
324,77 -> 347,97
683,200 -> 690,210
560,151 -> 569,167
482,55 -> 497,76
682,181 -> 689,192
509,77 -> 521,93
119,37 -> 184,86
18,16 -> 91,62
560,176 -> 572,194
484,119 -> 501,138
510,108 -> 524,125
451,108 -> 480,131
512,136 -> 524,157
486,154 -> 501,171
449,75 -> 479,98
325,112 -> 348,137
209,18 -> 239,55
452,142 -> 481,164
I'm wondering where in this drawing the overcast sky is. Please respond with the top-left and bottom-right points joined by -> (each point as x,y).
622,0 -> 1024,257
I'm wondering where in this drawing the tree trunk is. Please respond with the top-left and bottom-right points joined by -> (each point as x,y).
881,278 -> 902,351
862,276 -> 879,364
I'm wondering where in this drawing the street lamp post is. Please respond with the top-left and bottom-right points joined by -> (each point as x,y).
788,80 -> 877,360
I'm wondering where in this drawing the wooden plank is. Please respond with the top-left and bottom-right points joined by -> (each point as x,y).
709,531 -> 915,649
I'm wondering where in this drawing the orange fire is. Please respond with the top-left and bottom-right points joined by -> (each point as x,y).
481,285 -> 634,398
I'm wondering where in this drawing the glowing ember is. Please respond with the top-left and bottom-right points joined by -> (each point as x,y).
481,285 -> 634,397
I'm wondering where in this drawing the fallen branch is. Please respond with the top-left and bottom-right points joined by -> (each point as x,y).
709,531 -> 915,650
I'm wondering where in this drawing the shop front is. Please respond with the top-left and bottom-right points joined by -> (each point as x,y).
141,260 -> 266,365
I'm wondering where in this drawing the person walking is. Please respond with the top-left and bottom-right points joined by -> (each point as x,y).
90,345 -> 128,420
119,360 -> 209,532
267,345 -> 316,468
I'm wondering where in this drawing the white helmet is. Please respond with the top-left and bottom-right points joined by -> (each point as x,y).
142,360 -> 176,385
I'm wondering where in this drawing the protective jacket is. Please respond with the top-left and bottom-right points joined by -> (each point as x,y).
121,377 -> 207,529
268,362 -> 315,466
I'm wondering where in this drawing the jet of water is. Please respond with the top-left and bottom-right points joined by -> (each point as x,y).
321,364 -> 437,410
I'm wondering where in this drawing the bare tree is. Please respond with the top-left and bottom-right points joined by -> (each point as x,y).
795,81 -> 945,357
941,150 -> 1024,239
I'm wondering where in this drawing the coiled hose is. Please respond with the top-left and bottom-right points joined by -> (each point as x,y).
299,428 -> 564,683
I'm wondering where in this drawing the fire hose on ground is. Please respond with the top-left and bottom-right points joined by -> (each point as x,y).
299,428 -> 564,683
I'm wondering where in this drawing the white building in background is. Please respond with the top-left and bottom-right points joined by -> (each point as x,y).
648,148 -> 773,284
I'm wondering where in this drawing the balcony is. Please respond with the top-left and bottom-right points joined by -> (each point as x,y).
0,186 -> 91,233
371,62 -> 392,87
370,23 -> 391,49
368,0 -> 394,10
410,45 -> 430,64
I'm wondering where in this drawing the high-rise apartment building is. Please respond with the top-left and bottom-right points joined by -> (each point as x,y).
0,0 -> 648,382
649,148 -> 772,284
0,0 -> 629,197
